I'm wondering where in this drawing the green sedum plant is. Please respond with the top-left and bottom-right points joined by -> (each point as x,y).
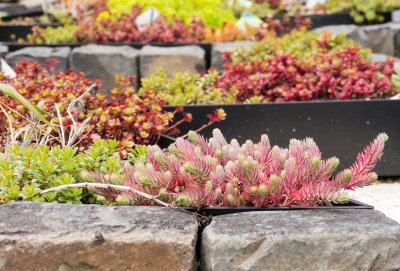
140,68 -> 235,105
27,25 -> 79,44
0,139 -> 122,204
320,0 -> 400,24
106,0 -> 236,29
229,28 -> 360,64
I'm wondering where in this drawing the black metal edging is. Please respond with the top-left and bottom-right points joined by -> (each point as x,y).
164,99 -> 400,177
271,12 -> 392,30
183,199 -> 373,216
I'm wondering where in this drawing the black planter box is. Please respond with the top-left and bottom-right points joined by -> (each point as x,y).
3,41 -> 213,69
0,8 -> 43,21
183,199 -> 373,216
157,134 -> 176,149
272,12 -> 392,30
273,13 -> 353,29
166,99 -> 400,177
0,24 -> 51,42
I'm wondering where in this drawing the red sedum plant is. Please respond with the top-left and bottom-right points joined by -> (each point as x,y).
217,46 -> 396,102
91,129 -> 387,208
29,5 -> 206,44
0,59 -> 191,148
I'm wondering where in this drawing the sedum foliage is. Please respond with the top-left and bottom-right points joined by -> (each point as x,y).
0,139 -> 122,204
27,25 -> 79,44
320,0 -> 400,24
106,0 -> 236,29
91,129 -> 387,208
140,68 -> 234,105
229,28 -> 361,64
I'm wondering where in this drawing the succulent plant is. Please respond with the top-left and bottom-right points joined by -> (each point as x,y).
107,0 -> 236,29
0,60 -> 192,149
90,129 -> 387,208
218,31 -> 396,102
0,139 -> 122,204
320,0 -> 400,24
139,68 -> 235,105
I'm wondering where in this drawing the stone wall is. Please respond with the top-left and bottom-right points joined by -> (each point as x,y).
312,23 -> 400,57
0,202 -> 399,271
0,202 -> 198,271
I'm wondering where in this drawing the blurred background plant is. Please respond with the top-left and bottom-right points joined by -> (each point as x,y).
106,0 -> 236,29
317,0 -> 400,24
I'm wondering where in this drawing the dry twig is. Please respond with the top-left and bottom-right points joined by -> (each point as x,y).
39,182 -> 171,207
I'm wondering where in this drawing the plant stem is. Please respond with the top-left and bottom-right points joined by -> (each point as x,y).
39,182 -> 171,207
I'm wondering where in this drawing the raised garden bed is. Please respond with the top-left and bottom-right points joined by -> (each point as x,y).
272,12 -> 392,30
165,99 -> 400,177
0,24 -> 53,42
0,202 -> 398,271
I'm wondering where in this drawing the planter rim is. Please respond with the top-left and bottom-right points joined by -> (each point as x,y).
164,98 -> 399,108
2,41 -> 214,46
183,199 -> 374,216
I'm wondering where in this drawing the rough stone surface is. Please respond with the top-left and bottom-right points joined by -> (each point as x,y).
349,183 -> 400,223
0,45 -> 8,59
0,3 -> 27,15
0,202 -> 198,271
5,46 -> 70,72
70,45 -> 139,93
201,209 -> 400,271
368,53 -> 391,63
139,45 -> 205,79
361,24 -> 395,56
312,24 -> 367,46
211,41 -> 255,72
313,24 -> 395,56
391,24 -> 400,58
393,10 -> 400,24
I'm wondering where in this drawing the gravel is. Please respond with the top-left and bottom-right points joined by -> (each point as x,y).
349,182 -> 400,223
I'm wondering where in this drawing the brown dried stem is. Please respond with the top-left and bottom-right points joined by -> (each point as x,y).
39,182 -> 171,207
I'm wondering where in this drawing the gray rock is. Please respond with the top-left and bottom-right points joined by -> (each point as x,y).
361,24 -> 395,56
201,209 -> 400,271
139,45 -> 205,79
368,53 -> 391,63
0,3 -> 27,15
5,46 -> 70,72
392,9 -> 400,24
312,24 -> 367,46
313,24 -> 395,56
391,24 -> 400,58
312,24 -> 360,36
70,45 -> 139,94
0,45 -> 8,58
0,202 -> 198,271
212,41 -> 255,72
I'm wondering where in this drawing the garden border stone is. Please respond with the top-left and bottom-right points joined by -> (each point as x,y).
201,209 -> 400,271
139,45 -> 206,79
211,41 -> 256,72
391,24 -> 400,58
360,23 -> 395,56
0,45 -> 7,58
0,202 -> 198,271
5,46 -> 71,72
312,24 -> 395,56
69,44 -> 140,94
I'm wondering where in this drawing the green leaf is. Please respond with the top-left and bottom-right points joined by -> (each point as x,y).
0,83 -> 56,131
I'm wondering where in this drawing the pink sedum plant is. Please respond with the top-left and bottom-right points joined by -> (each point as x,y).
91,129 -> 387,208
